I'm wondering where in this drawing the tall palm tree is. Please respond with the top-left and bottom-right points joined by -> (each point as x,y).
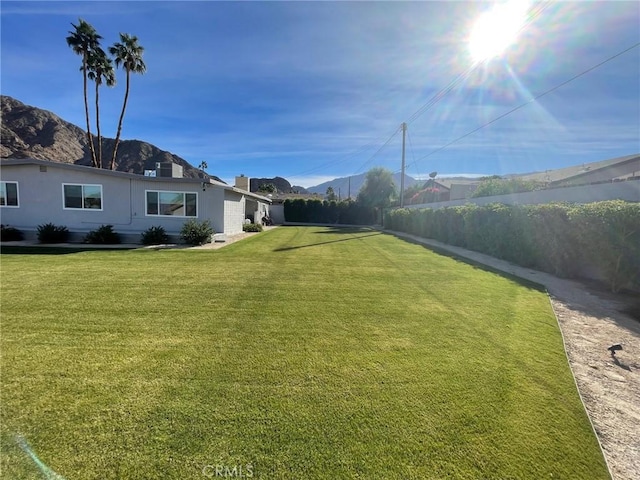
87,48 -> 116,168
66,19 -> 102,168
109,33 -> 146,170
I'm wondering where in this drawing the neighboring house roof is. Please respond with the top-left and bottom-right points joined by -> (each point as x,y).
1,158 -> 271,203
433,178 -> 483,190
513,153 -> 640,185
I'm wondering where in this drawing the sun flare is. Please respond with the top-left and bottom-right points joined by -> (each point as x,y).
469,1 -> 530,62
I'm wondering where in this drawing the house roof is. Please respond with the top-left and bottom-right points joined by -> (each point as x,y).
1,158 -> 272,203
513,153 -> 640,184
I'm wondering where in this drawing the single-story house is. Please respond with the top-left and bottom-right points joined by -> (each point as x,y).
0,158 -> 271,243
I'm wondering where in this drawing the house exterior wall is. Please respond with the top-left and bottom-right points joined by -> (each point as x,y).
224,190 -> 246,235
0,161 -> 253,240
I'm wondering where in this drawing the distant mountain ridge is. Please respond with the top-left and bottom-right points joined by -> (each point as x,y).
307,172 -> 419,197
0,95 -> 219,181
249,176 -> 308,194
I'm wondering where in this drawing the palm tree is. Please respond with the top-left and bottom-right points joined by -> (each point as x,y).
108,34 -> 146,170
66,19 -> 102,168
87,48 -> 116,168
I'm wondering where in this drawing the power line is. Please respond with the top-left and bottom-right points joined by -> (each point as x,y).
407,41 -> 640,168
352,125 -> 402,175
405,1 -> 553,126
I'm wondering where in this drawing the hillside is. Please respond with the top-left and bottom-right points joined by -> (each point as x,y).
0,95 -> 219,181
249,176 -> 308,194
308,172 -> 418,197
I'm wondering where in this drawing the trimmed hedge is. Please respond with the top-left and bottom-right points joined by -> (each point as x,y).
385,201 -> 640,292
284,199 -> 375,225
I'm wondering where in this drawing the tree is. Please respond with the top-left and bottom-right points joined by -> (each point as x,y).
87,47 -> 116,168
357,167 -> 396,223
109,33 -> 146,170
471,177 -> 546,198
258,183 -> 277,194
326,186 -> 337,201
66,19 -> 102,168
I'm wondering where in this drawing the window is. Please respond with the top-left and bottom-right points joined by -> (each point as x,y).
63,184 -> 102,210
146,191 -> 197,217
0,182 -> 19,207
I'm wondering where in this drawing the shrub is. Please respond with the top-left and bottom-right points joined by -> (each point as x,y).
141,225 -> 170,245
84,225 -> 121,244
180,219 -> 214,245
37,223 -> 70,244
243,223 -> 263,232
0,224 -> 24,242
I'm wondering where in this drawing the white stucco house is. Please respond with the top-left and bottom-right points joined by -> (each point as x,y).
0,158 -> 271,243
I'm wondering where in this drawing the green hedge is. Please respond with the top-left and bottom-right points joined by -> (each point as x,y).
385,201 -> 640,292
284,199 -> 375,225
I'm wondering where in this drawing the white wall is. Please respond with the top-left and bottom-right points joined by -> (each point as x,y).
406,181 -> 640,210
223,190 -> 246,235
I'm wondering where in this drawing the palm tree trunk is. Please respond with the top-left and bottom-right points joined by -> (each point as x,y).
83,56 -> 97,168
95,80 -> 102,168
110,69 -> 130,170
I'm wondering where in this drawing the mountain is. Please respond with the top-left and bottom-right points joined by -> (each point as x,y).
249,176 -> 308,194
307,172 -> 418,197
0,95 -> 219,181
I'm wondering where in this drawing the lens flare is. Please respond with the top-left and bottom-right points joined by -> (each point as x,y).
469,1 -> 530,62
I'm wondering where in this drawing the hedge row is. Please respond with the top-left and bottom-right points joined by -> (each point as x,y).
385,201 -> 640,292
284,199 -> 375,225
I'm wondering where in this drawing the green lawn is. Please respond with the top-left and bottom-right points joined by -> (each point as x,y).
0,227 -> 609,479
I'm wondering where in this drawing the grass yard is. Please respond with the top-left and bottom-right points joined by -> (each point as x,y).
1,226 -> 609,479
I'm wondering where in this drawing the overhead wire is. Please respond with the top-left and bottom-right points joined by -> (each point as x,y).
406,41 -> 640,168
405,1 -> 553,127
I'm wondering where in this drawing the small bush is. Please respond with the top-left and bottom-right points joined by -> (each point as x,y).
0,224 -> 24,242
37,223 -> 70,244
84,225 -> 121,244
243,223 -> 263,232
141,225 -> 170,245
180,219 -> 214,245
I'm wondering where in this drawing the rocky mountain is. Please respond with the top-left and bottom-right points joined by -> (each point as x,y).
250,176 -> 308,194
307,172 -> 418,197
0,95 -> 219,181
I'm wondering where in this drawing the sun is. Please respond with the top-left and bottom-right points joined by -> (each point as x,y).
469,1 -> 530,63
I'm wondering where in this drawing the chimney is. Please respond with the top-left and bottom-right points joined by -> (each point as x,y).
235,174 -> 250,191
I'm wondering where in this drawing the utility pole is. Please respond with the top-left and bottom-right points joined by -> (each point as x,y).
348,176 -> 351,200
400,122 -> 407,207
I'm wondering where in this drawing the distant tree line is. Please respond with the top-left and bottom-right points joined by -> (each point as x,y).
284,199 -> 376,225
284,167 -> 398,225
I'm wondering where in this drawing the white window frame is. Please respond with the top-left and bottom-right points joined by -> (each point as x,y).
0,181 -> 19,208
62,183 -> 103,210
145,190 -> 198,218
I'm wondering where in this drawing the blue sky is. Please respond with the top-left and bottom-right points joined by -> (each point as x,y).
2,1 -> 639,187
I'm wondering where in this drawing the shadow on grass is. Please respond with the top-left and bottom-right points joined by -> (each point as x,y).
0,246 -> 135,255
399,236 -> 547,293
313,226 -> 376,234
274,232 -> 382,252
